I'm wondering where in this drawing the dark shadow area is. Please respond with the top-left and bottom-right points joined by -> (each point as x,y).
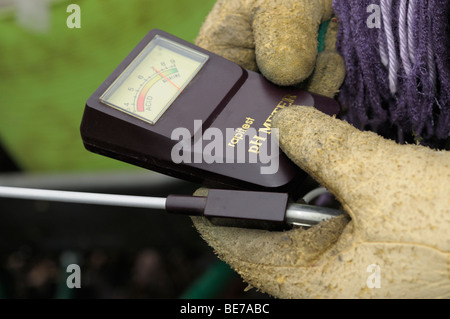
0,177 -> 269,299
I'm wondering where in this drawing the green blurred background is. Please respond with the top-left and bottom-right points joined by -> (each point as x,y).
0,0 -> 216,173
0,0 -> 270,300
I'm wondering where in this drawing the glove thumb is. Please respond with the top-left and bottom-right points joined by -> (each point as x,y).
272,105 -> 450,244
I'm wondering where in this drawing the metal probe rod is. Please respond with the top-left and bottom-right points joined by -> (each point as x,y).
0,186 -> 166,210
285,203 -> 343,227
0,186 -> 343,227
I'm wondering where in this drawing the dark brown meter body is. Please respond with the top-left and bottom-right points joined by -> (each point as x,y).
80,29 -> 340,194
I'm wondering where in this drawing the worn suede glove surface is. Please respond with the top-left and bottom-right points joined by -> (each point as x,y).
192,0 -> 450,298
192,106 -> 450,298
195,0 -> 345,97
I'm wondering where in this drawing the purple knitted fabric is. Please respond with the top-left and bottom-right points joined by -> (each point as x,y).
332,0 -> 449,147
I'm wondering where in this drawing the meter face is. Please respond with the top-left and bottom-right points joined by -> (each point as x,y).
100,35 -> 209,124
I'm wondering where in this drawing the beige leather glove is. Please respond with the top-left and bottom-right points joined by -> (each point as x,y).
192,106 -> 450,298
195,0 -> 345,97
193,0 -> 450,298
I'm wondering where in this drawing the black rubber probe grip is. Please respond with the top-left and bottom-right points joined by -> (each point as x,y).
166,189 -> 289,230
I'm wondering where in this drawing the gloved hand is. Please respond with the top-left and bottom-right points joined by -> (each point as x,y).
192,0 -> 450,298
192,106 -> 450,298
195,0 -> 345,97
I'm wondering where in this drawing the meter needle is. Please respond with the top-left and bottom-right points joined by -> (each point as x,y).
153,67 -> 182,91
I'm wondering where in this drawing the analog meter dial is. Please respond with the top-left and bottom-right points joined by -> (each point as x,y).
100,35 -> 209,124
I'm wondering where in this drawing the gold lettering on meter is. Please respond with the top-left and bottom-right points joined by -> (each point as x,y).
258,95 -> 297,135
228,117 -> 255,147
226,95 -> 297,154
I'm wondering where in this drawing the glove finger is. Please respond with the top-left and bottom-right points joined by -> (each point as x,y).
251,0 -> 334,86
304,19 -> 346,98
195,0 -> 258,71
304,49 -> 345,98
